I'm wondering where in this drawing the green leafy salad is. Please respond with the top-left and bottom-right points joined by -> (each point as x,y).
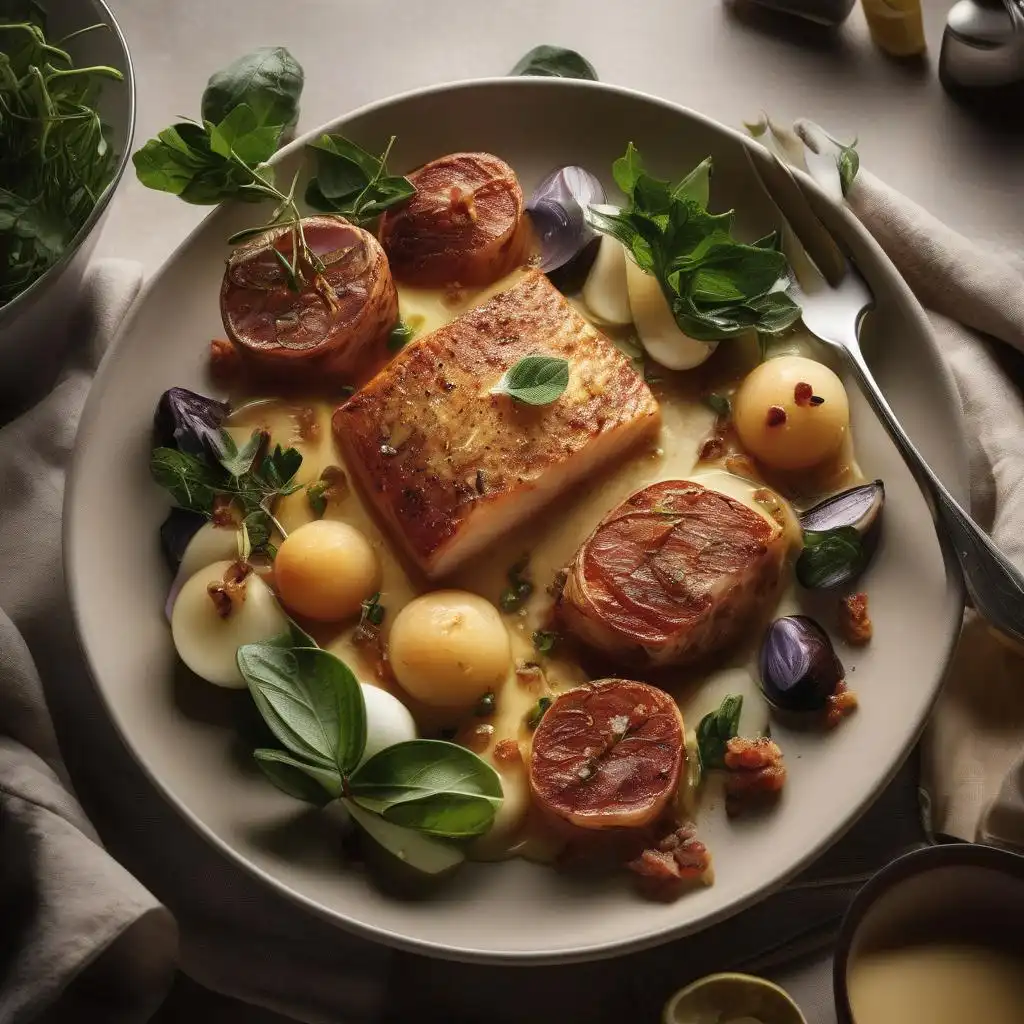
0,2 -> 123,308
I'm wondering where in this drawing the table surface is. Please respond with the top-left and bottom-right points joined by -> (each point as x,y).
96,2 -> 1019,1022
98,0 -> 1023,278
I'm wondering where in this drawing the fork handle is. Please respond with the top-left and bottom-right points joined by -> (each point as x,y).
844,349 -> 1024,646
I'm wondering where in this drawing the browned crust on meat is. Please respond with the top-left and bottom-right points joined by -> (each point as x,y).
560,480 -> 784,667
528,679 -> 683,830
333,270 -> 660,575
379,152 -> 530,287
220,215 -> 398,386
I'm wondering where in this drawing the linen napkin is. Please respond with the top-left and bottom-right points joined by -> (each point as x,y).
1,146 -> 1023,1024
0,261 -> 178,1024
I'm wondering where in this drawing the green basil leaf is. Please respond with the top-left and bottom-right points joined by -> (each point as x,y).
510,45 -> 598,81
387,317 -> 416,353
308,133 -> 381,192
491,355 -> 569,406
214,428 -> 264,478
208,103 -> 282,167
590,144 -> 802,341
837,142 -> 860,198
305,136 -> 415,226
612,142 -> 644,198
149,447 -> 220,513
796,526 -> 865,589
671,157 -> 712,208
255,444 -> 302,491
343,799 -> 466,877
132,138 -> 202,196
348,740 -> 503,839
696,694 -> 743,771
237,644 -> 367,773
201,46 -> 304,132
253,748 -> 343,802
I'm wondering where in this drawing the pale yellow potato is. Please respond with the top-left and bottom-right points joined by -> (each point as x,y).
389,590 -> 512,708
171,561 -> 288,688
274,520 -> 381,622
733,354 -> 850,471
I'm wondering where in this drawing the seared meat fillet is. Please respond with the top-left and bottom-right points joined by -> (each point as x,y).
378,152 -> 529,287
528,680 -> 684,831
561,480 -> 786,667
333,270 -> 660,578
220,216 -> 398,386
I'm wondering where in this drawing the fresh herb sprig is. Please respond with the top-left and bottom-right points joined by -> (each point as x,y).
695,694 -> 743,771
150,426 -> 302,552
586,144 -> 801,343
0,11 -> 124,307
132,48 -> 414,292
236,636 -> 503,844
305,134 -> 415,224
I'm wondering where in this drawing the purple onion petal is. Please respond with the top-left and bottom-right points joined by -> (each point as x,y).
526,166 -> 606,272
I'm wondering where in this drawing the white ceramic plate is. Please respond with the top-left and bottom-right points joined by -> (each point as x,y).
65,79 -> 966,964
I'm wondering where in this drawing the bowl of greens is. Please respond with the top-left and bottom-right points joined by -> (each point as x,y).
0,0 -> 134,400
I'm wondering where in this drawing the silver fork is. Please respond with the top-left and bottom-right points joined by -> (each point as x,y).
746,145 -> 1024,647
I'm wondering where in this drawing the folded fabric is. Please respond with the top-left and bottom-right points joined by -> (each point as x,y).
792,118 -> 1024,851
0,261 -> 178,1024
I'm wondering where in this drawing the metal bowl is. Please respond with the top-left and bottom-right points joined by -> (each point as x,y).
0,0 -> 135,406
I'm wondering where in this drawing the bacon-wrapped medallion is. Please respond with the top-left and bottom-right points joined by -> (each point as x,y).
561,480 -> 787,668
528,679 -> 684,831
219,215 -> 398,386
378,152 -> 530,287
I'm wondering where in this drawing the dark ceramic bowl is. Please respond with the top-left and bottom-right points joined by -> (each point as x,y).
833,842 -> 1024,1024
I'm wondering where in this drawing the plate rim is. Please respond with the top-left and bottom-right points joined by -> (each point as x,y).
64,75 -> 968,965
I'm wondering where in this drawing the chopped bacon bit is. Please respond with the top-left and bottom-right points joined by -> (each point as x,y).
209,338 -> 242,383
627,821 -> 713,899
840,592 -> 873,646
494,739 -> 522,764
698,435 -> 725,462
295,406 -> 320,442
514,660 -> 544,691
766,405 -> 787,427
724,736 -> 786,817
826,681 -> 859,729
794,381 -> 814,406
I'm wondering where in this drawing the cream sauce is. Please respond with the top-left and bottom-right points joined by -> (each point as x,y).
848,944 -> 1024,1024
225,271 -> 853,863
